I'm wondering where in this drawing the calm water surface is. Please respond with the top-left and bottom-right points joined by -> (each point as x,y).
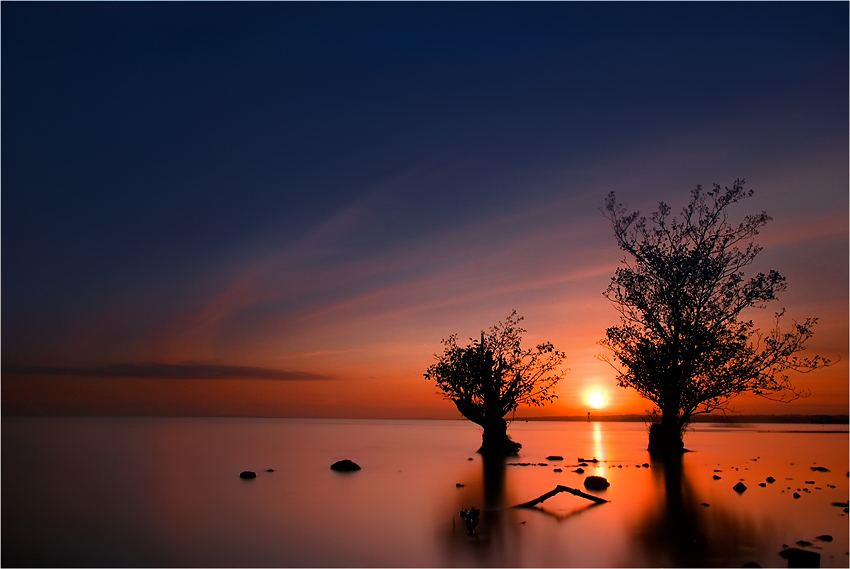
3,417 -> 848,567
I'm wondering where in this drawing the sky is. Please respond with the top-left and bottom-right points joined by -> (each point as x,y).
3,2 -> 848,419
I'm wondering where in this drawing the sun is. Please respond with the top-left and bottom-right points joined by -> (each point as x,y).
586,391 -> 607,409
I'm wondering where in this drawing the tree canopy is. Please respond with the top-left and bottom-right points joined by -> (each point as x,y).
425,310 -> 566,454
600,180 -> 828,453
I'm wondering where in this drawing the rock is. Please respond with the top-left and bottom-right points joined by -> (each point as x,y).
810,466 -> 830,472
816,535 -> 833,542
573,468 -> 585,474
805,481 -> 815,485
239,471 -> 257,479
553,468 -> 562,472
758,482 -> 767,487
577,457 -> 598,463
832,501 -> 849,508
700,502 -> 710,507
796,540 -> 813,548
546,455 -> 563,461
641,463 -> 650,468
793,492 -> 801,499
584,475 -> 610,490
330,459 -> 361,472
779,548 -> 820,567
766,476 -> 776,483
732,482 -> 747,493
713,475 -> 722,480
468,458 -> 473,461
579,462 -> 588,467
266,469 -> 274,472
537,463 -> 548,467
714,469 -> 722,472
456,483 -> 465,488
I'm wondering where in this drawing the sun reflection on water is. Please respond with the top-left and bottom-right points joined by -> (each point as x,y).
592,421 -> 605,462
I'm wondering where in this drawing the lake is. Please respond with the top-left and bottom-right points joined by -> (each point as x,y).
2,417 -> 847,567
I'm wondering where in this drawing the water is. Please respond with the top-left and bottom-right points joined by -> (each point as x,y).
2,417 -> 847,567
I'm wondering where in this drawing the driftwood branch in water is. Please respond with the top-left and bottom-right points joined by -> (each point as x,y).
514,485 -> 608,508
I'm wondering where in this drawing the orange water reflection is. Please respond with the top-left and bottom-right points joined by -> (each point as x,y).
3,418 -> 847,567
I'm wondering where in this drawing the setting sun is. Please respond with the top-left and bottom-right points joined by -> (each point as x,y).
586,390 -> 607,409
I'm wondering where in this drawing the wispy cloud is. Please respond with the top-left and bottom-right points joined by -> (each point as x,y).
3,362 -> 330,381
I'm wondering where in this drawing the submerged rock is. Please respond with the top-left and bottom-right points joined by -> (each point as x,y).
584,475 -> 610,490
240,471 -> 257,479
732,482 -> 747,493
330,459 -> 361,472
778,547 -> 820,567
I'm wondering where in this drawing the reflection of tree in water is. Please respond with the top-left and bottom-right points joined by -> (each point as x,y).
635,456 -> 708,566
633,456 -> 769,567
442,455 -> 523,567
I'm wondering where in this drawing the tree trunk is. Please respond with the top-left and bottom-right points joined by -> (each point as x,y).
648,409 -> 685,456
478,417 -> 521,455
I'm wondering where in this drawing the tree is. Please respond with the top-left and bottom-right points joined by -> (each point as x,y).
600,180 -> 828,456
425,311 -> 566,455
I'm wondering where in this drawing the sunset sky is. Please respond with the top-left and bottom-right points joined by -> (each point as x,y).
3,2 -> 847,419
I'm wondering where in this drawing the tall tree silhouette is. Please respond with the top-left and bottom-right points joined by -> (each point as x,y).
425,311 -> 566,455
601,180 -> 828,455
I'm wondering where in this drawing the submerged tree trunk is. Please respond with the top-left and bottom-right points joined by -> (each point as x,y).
478,418 -> 521,455
648,408 -> 685,456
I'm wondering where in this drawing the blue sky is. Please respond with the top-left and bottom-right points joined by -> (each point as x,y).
3,2 -> 847,417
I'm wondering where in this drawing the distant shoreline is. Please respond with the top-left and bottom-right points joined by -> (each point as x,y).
516,413 -> 850,424
3,412 -> 848,424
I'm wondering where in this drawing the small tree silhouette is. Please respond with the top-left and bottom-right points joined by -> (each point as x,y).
600,180 -> 828,456
425,311 -> 566,455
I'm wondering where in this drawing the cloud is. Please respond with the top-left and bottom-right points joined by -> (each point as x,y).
3,362 -> 330,381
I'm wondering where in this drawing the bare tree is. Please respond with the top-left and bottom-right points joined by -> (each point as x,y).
600,180 -> 828,455
425,311 -> 566,455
